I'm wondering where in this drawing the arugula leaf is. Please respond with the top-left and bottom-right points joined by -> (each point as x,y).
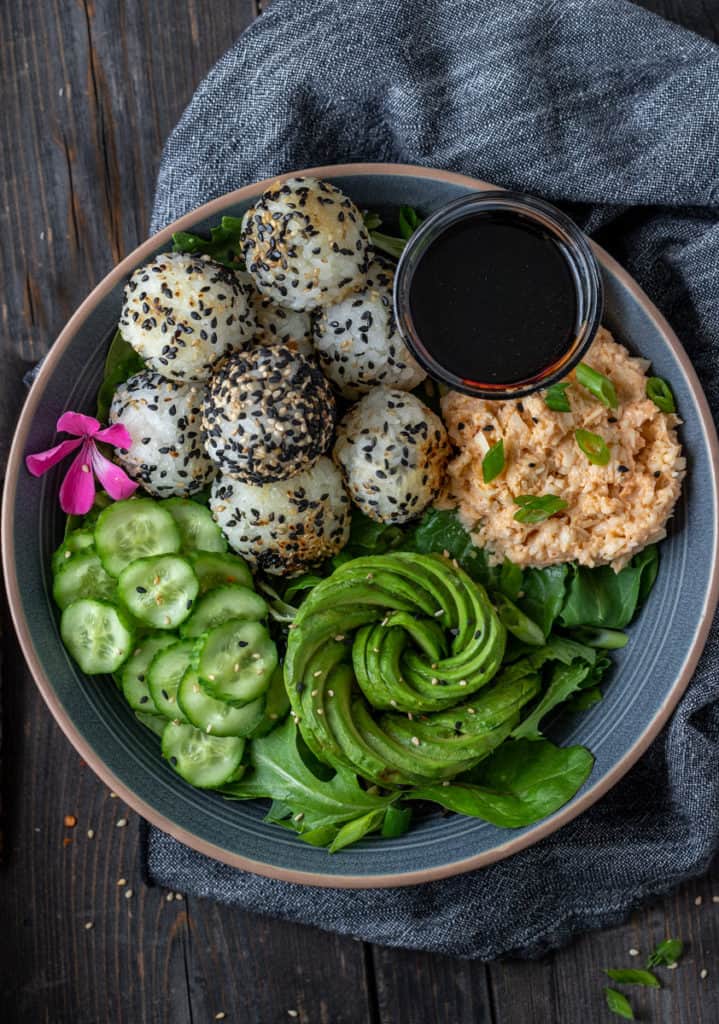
172,215 -> 245,268
96,330 -> 145,422
512,661 -> 593,741
604,969 -> 660,988
517,565 -> 568,638
604,988 -> 635,1019
223,719 -> 393,842
409,739 -> 594,828
646,938 -> 684,968
559,546 -> 659,629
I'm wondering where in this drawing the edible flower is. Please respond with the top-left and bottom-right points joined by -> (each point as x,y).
25,411 -> 138,515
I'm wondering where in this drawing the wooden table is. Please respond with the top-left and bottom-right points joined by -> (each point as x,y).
1,2 -> 718,1021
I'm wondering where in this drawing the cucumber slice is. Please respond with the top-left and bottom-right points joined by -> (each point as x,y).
178,668 -> 266,737
180,585 -> 268,638
52,551 -> 117,610
135,710 -> 167,738
60,599 -> 135,675
249,663 -> 291,738
198,620 -> 278,704
148,638 -> 196,721
162,498 -> 227,555
190,551 -> 253,594
117,555 -> 199,629
52,530 -> 95,576
95,498 -> 181,576
121,633 -> 178,711
161,720 -> 245,788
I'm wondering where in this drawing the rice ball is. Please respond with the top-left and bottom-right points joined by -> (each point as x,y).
313,257 -> 426,399
241,177 -> 370,312
334,388 -> 450,524
236,270 -> 314,358
202,345 -> 336,484
209,458 -> 351,576
119,252 -> 255,382
109,371 -> 216,498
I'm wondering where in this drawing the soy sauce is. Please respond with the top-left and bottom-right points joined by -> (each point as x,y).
408,212 -> 578,387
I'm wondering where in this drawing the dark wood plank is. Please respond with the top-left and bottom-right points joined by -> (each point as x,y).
372,947 -> 494,1024
637,0 -> 719,40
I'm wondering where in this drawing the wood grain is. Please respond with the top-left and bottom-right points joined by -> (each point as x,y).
1,0 -> 718,1022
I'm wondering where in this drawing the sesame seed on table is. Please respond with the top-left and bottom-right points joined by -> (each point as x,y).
1,1 -> 718,1022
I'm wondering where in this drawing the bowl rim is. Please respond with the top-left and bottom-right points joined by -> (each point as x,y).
4,161 -> 719,889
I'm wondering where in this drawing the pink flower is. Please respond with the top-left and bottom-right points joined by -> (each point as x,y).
26,411 -> 138,515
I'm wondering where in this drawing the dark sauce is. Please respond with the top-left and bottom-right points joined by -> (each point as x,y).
408,212 -> 578,387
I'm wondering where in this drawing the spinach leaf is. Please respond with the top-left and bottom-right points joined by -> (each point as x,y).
604,969 -> 660,988
381,804 -> 412,838
570,627 -> 628,650
402,508 -> 504,589
342,508 -> 405,558
96,330 -> 145,422
604,988 -> 635,1020
172,215 -> 245,268
565,686 -> 603,712
517,564 -> 568,638
409,739 -> 594,828
495,595 -> 545,646
559,546 -> 659,629
512,661 -> 593,741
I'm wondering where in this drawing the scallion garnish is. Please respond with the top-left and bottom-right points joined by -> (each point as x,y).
646,376 -> 676,414
576,363 -> 618,409
513,494 -> 568,524
482,439 -> 505,483
544,382 -> 571,412
575,428 -> 610,466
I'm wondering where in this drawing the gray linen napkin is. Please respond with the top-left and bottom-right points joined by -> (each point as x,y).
144,0 -> 719,958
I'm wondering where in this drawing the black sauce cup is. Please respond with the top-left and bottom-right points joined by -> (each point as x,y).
393,190 -> 604,400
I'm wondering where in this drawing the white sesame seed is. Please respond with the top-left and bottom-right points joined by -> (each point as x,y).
712,895 -> 719,903
700,969 -> 708,980
442,780 -> 450,787
411,736 -> 420,746
467,708 -> 476,715
288,1011 -> 299,1019
116,819 -> 128,828
124,889 -> 133,899
311,689 -> 318,697
293,812 -> 304,823
433,609 -> 444,618
313,670 -> 322,677
327,690 -> 334,697
695,895 -> 703,906
628,948 -> 640,957
316,708 -> 324,716
215,1014 -> 227,1020
84,921 -> 94,930
109,792 -> 117,799
667,962 -> 679,970
165,892 -> 174,902
458,680 -> 468,687
86,829 -> 95,839
117,878 -> 127,886
174,893 -> 184,901
334,634 -> 345,642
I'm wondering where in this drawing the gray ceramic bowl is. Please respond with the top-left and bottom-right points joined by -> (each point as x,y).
3,164 -> 719,887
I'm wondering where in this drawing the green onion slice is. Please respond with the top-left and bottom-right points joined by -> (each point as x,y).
482,439 -> 505,483
513,494 -> 568,524
576,363 -> 618,409
646,376 -> 676,414
544,382 -> 571,412
575,428 -> 611,466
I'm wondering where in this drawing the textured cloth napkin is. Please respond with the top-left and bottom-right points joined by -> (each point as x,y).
145,0 -> 719,959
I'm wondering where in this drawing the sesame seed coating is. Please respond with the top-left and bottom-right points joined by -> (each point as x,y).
202,345 -> 336,484
313,257 -> 426,399
241,177 -> 370,312
119,252 -> 255,383
109,371 -> 216,497
209,458 -> 351,576
334,388 -> 451,524
237,270 -> 314,358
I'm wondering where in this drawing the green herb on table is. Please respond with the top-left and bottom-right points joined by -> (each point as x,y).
575,428 -> 611,466
604,968 -> 660,988
171,215 -> 245,268
513,494 -> 568,524
646,938 -> 684,968
646,376 -> 676,414
604,987 -> 635,1020
576,363 -> 618,409
482,439 -> 505,483
544,381 -> 572,412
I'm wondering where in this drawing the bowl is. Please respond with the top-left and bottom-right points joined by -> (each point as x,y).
3,163 -> 719,888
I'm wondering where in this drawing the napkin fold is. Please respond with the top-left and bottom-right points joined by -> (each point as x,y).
146,0 -> 719,958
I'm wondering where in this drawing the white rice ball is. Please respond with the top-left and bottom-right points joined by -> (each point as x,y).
236,270 -> 314,358
334,388 -> 450,524
119,252 -> 255,382
209,457 -> 351,576
241,177 -> 370,312
109,371 -> 216,498
313,257 -> 426,399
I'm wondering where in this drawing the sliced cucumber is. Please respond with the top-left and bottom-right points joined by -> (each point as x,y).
52,530 -> 95,576
135,710 -> 167,738
95,498 -> 181,576
118,555 -> 199,629
162,498 -> 227,555
52,551 -> 117,610
249,663 -> 291,738
178,668 -> 266,737
198,620 -> 278,705
190,551 -> 253,594
60,599 -> 135,675
180,585 -> 268,638
161,720 -> 245,788
148,638 -> 196,721
121,633 -> 178,711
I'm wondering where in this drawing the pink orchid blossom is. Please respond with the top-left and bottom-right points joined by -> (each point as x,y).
26,410 -> 138,515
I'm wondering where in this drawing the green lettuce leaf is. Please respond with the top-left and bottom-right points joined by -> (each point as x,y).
559,546 -> 659,629
172,215 -> 245,268
96,330 -> 145,422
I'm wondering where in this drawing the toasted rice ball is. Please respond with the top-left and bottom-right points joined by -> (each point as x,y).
202,345 -> 335,484
109,371 -> 216,497
334,388 -> 450,524
313,257 -> 426,399
119,252 -> 255,382
441,327 -> 686,570
209,458 -> 351,576
241,177 -> 369,312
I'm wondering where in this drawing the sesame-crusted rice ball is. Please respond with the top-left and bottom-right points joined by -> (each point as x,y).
241,177 -> 370,312
119,252 -> 255,382
109,371 -> 216,498
202,345 -> 336,484
334,388 -> 450,525
236,271 -> 314,358
313,257 -> 426,399
209,458 -> 351,576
